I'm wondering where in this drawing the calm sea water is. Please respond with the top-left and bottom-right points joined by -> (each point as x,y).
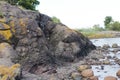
91,37 -> 120,47
91,38 -> 120,80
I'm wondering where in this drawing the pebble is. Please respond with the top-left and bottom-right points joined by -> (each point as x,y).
81,69 -> 94,78
104,76 -> 117,80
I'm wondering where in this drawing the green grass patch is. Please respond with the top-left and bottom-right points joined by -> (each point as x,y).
76,28 -> 114,39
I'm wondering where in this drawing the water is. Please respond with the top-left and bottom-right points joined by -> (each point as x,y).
91,38 -> 120,79
92,65 -> 120,80
91,37 -> 120,47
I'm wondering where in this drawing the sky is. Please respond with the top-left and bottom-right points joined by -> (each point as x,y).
37,0 -> 120,29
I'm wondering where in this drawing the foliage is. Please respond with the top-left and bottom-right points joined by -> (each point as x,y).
51,16 -> 61,23
77,28 -> 113,39
18,0 -> 40,10
104,16 -> 113,29
109,21 -> 120,31
92,24 -> 105,31
3,0 -> 40,10
76,25 -> 113,39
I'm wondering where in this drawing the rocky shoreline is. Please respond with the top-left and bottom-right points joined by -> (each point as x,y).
34,43 -> 120,80
0,2 -> 96,80
0,2 -> 120,80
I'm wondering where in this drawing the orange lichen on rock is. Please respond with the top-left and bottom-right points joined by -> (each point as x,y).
9,18 -> 28,35
0,18 -> 6,23
19,18 -> 28,34
0,64 -> 20,80
1,75 -> 9,80
9,20 -> 15,33
0,23 -> 12,40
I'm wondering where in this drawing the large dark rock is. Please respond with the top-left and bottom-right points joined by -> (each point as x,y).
0,1 -> 95,74
39,14 -> 95,62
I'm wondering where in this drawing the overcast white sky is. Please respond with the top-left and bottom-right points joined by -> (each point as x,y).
37,0 -> 120,29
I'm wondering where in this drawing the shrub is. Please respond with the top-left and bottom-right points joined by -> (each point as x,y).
109,21 -> 120,31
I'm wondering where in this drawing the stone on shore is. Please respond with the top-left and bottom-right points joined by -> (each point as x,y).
89,76 -> 99,80
104,76 -> 117,80
112,43 -> 118,48
78,65 -> 91,72
81,69 -> 94,78
116,70 -> 120,78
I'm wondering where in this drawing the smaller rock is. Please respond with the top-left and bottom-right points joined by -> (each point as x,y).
77,65 -> 91,72
102,60 -> 110,65
116,70 -> 120,78
102,44 -> 110,50
89,76 -> 99,80
101,65 -> 104,70
112,43 -> 118,48
81,69 -> 94,78
22,71 -> 42,80
0,42 -> 14,58
104,76 -> 117,80
71,72 -> 82,80
82,78 -> 89,80
112,48 -> 120,53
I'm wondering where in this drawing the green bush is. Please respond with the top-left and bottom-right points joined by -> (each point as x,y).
109,21 -> 120,31
51,16 -> 61,23
3,0 -> 40,10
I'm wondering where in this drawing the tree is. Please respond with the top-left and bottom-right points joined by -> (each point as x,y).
109,21 -> 120,31
51,16 -> 61,23
104,16 -> 113,29
3,0 -> 40,10
18,0 -> 40,10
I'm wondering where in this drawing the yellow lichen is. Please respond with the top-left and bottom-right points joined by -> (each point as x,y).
19,18 -> 28,34
1,75 -> 9,80
0,18 -> 6,23
0,64 -> 20,80
9,20 -> 15,33
1,23 -> 10,29
0,23 -> 12,40
9,18 -> 28,35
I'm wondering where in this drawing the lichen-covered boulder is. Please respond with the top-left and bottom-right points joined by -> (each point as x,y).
0,1 -> 95,74
0,42 -> 17,66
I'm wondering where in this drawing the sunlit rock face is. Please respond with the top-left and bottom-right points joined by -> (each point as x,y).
0,1 -> 95,73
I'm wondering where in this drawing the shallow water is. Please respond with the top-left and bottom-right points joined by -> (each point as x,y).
91,38 -> 120,80
91,37 -> 120,47
92,65 -> 120,80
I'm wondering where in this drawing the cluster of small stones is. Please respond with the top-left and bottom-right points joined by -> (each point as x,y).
70,65 -> 120,80
69,43 -> 120,80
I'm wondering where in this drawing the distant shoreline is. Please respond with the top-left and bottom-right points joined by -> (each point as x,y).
77,30 -> 120,39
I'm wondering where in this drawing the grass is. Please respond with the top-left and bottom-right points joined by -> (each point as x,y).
76,28 -> 114,39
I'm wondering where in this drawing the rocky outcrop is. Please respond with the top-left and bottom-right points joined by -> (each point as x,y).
0,1 -> 95,75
